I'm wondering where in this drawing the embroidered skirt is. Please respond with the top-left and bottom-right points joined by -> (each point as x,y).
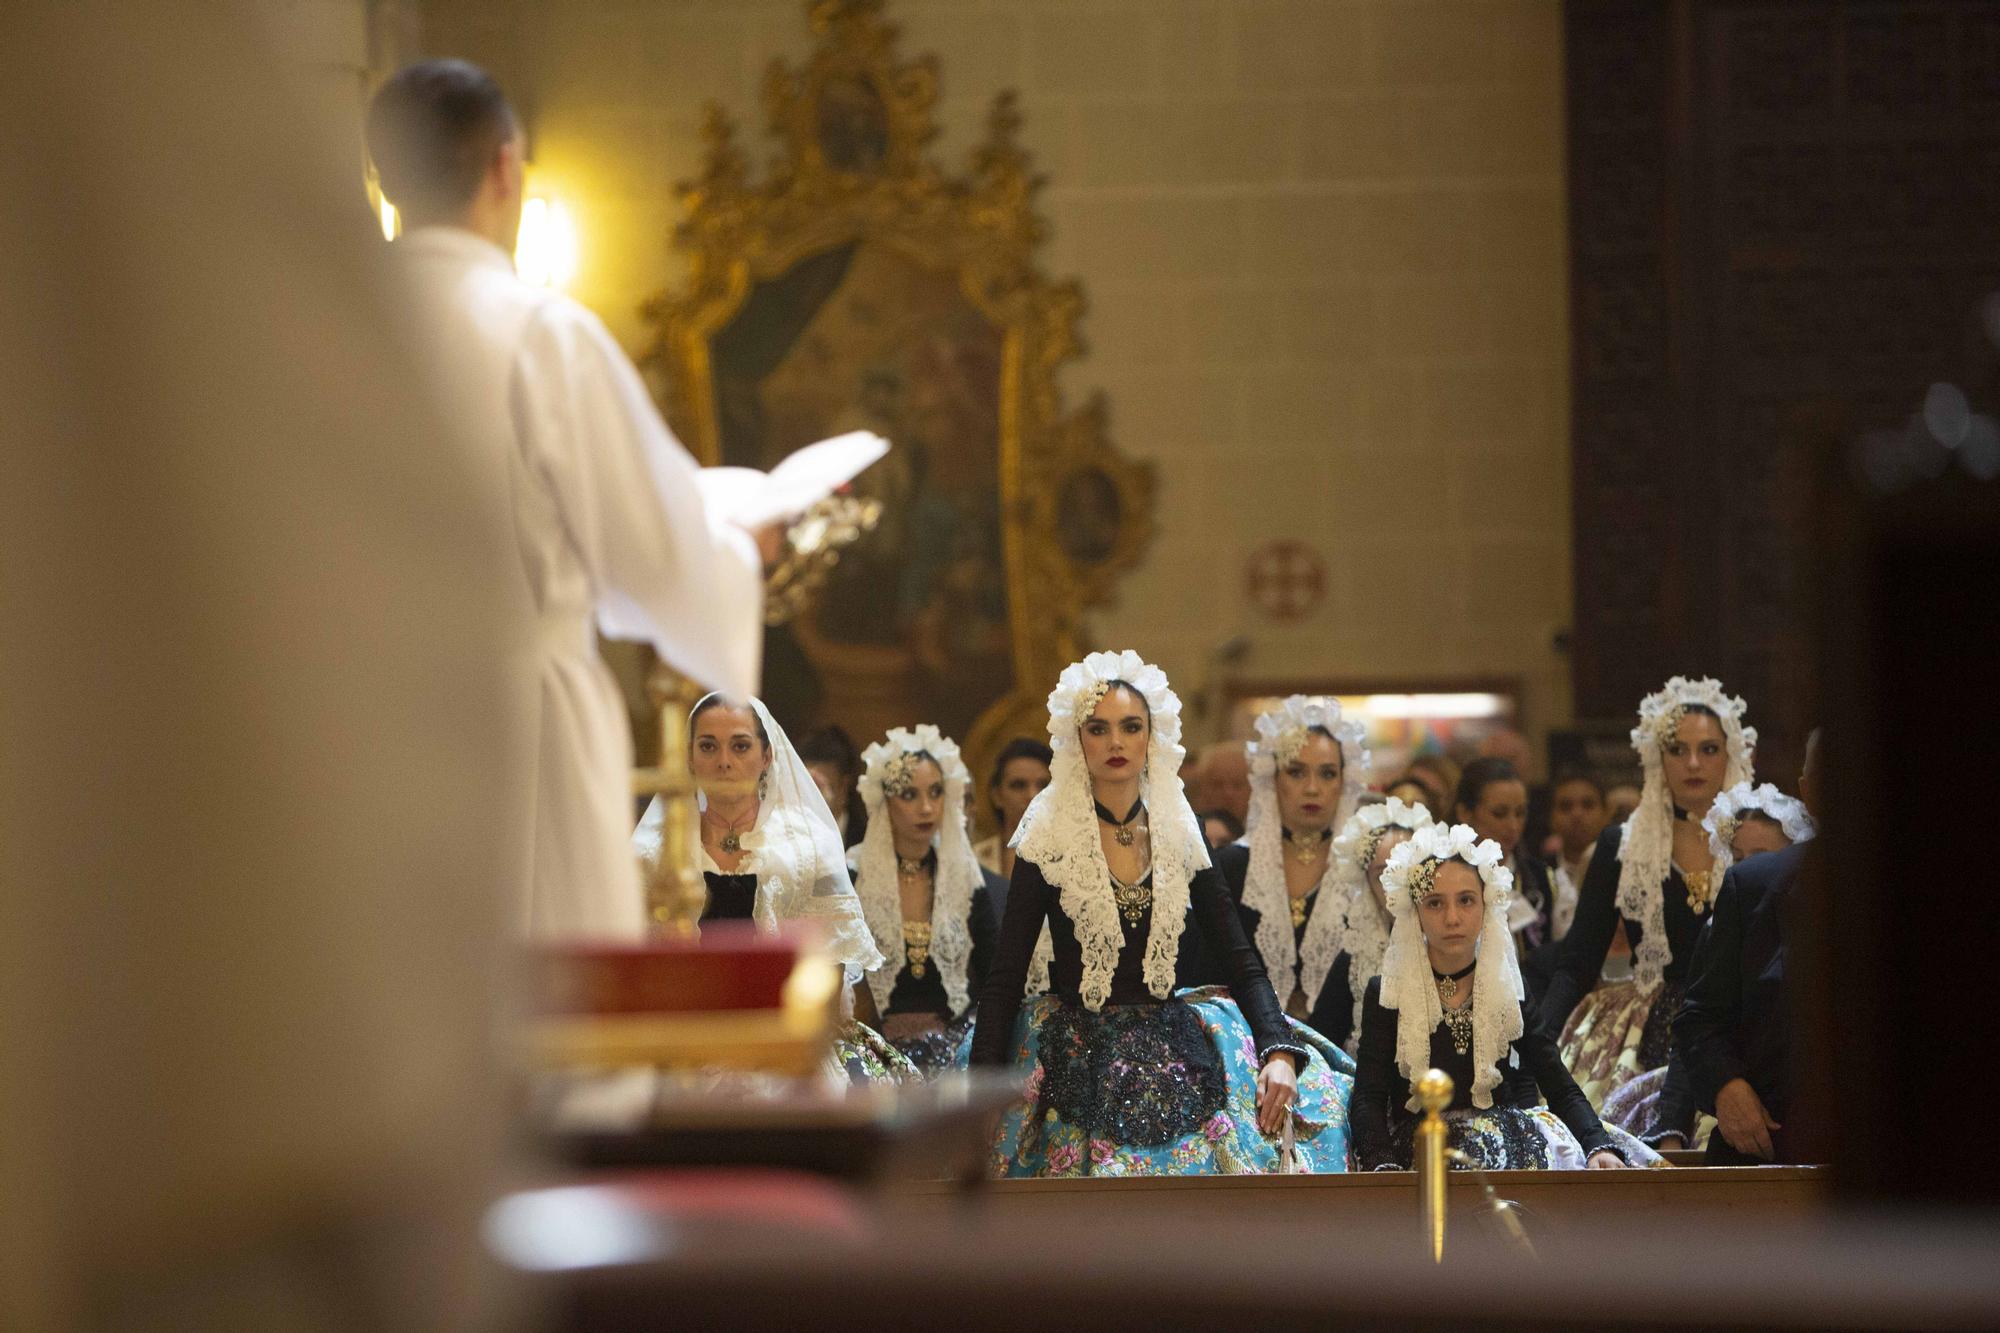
885,1012 -> 975,1078
980,985 -> 1354,1178
1557,979 -> 1684,1111
1380,1105 -> 1666,1170
828,1020 -> 922,1088
1600,1064 -> 1714,1150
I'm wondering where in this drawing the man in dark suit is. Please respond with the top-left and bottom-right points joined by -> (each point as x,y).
1673,730 -> 1820,1164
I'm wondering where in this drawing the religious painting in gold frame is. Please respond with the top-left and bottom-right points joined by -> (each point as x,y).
641,0 -> 1153,818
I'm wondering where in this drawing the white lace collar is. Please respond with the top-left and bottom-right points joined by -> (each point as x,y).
1377,823 -> 1523,1109
1616,677 -> 1756,989
1011,650 -> 1207,1010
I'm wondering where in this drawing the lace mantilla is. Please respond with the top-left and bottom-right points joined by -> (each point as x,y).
852,725 -> 979,1016
1327,797 -> 1434,1042
1618,677 -> 1757,990
633,695 -> 884,981
1242,696 -> 1372,1005
1702,780 -> 1815,879
1011,650 -> 1207,1010
1377,823 -> 1523,1110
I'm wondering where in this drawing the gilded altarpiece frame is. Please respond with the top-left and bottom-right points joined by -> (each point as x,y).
641,0 -> 1153,815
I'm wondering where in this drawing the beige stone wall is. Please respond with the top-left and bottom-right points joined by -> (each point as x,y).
416,0 -> 1573,752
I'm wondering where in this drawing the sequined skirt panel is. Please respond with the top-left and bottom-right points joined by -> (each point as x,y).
1557,979 -> 1684,1112
981,985 -> 1355,1178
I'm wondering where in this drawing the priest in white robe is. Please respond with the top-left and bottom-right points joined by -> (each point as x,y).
369,60 -> 769,940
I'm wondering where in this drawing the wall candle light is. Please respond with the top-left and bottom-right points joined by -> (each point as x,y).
515,195 -> 577,290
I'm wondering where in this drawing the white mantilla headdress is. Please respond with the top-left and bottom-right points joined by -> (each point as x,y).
634,695 -> 884,980
1617,676 -> 1756,990
1377,823 -> 1522,1110
1326,796 -> 1434,1044
852,725 -> 980,1015
1240,696 -> 1372,1002
1702,780 -> 1815,879
1011,649 -> 1207,1010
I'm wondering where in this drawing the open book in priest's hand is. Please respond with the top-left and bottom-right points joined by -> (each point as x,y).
693,431 -> 889,532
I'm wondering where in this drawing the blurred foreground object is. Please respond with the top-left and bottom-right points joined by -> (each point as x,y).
0,4 -> 527,1328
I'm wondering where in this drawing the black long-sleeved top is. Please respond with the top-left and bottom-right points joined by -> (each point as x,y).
1351,974 -> 1616,1170
1209,840 -> 1360,1046
1540,823 -> 1709,1035
1674,842 -> 1806,1132
701,871 -> 758,923
853,871 -> 1001,1019
969,852 -> 1308,1068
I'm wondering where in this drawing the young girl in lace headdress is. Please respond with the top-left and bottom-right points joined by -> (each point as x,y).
1207,696 -> 1369,1024
1540,677 -> 1757,1120
1605,780 -> 1816,1150
847,725 -> 1004,1076
968,652 -> 1356,1177
633,693 -> 910,1085
1349,823 -> 1652,1170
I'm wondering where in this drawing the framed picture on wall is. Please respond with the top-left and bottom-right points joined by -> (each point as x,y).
1221,677 -> 1523,784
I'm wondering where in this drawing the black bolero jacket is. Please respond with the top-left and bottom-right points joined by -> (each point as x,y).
968,852 -> 1308,1069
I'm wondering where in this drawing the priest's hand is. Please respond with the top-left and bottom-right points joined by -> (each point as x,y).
1255,1051 -> 1299,1134
746,520 -> 788,569
1715,1077 -> 1780,1160
1586,1150 -> 1626,1169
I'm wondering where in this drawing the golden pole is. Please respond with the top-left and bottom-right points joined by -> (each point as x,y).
1414,1067 -> 1454,1263
633,660 -> 708,935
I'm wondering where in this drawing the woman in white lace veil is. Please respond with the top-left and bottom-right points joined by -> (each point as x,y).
1209,696 -> 1368,1025
1541,675 -> 1756,1120
1349,823 -> 1648,1170
968,651 -> 1359,1178
1309,796 -> 1433,1052
847,725 -> 998,1074
632,694 -> 906,1083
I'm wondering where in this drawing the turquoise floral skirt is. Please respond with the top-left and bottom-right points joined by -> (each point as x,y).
982,985 -> 1355,1177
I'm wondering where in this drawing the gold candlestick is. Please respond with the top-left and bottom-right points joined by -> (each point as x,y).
633,664 -> 708,935
1415,1067 -> 1454,1263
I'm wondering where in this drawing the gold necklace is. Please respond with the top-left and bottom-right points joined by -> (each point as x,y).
1434,963 -> 1475,1055
1285,828 -> 1331,864
1680,864 -> 1715,915
1110,867 -> 1153,926
1289,892 -> 1312,930
901,919 -> 932,978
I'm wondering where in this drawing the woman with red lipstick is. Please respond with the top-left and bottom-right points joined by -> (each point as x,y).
970,652 -> 1355,1176
1210,696 -> 1370,1024
847,725 -> 1000,1074
1539,678 -> 1758,1114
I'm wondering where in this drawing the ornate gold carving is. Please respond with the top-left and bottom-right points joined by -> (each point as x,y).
640,0 -> 1153,811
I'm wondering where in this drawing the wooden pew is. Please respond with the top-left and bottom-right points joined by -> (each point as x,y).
887,1165 -> 1825,1242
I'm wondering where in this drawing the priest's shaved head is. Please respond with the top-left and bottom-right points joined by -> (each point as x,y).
367,58 -> 524,241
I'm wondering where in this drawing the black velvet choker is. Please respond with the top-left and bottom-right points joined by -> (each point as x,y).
1094,798 -> 1144,828
1430,960 -> 1477,983
1672,803 -> 1693,822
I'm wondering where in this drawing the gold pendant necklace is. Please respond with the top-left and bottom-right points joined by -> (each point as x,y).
1434,964 -> 1475,1055
1285,828 -> 1331,864
1110,869 -> 1153,926
1680,864 -> 1714,915
1290,893 -> 1311,930
902,919 -> 932,979
1095,799 -> 1145,848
